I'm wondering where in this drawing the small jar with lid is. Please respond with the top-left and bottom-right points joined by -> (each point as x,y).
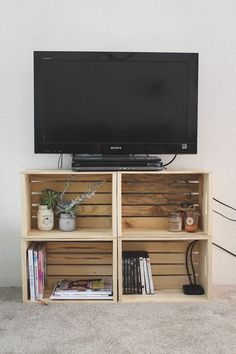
184,210 -> 199,232
168,212 -> 182,232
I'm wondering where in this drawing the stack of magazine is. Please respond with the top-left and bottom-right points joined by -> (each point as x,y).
50,278 -> 113,300
27,242 -> 47,301
122,251 -> 154,295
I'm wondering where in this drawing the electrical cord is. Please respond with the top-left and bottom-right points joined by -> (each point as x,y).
163,154 -> 177,167
213,210 -> 236,222
185,240 -> 198,285
212,242 -> 236,258
213,197 -> 236,212
211,197 -> 236,258
57,154 -> 63,170
190,241 -> 198,285
213,197 -> 236,221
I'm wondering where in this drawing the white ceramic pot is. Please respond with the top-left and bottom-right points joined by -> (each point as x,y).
37,205 -> 54,231
59,213 -> 76,232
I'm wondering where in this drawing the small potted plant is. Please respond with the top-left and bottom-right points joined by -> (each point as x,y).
56,180 -> 105,232
37,189 -> 60,231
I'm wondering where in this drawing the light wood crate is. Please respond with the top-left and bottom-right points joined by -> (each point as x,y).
22,239 -> 117,303
21,170 -> 212,303
21,171 -> 117,239
118,238 -> 211,302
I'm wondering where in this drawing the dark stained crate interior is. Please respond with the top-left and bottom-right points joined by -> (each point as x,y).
121,173 -> 203,231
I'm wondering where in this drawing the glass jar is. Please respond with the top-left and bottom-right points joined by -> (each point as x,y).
184,210 -> 199,232
59,213 -> 76,232
37,205 -> 54,231
168,212 -> 182,232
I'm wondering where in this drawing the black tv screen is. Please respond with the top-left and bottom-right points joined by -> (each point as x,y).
34,51 -> 198,154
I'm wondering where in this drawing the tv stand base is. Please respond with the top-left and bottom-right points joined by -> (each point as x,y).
71,154 -> 163,171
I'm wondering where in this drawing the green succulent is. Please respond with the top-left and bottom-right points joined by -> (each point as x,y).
56,180 -> 105,217
40,189 -> 60,210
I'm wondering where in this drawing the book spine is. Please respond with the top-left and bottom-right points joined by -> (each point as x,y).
146,257 -> 155,295
124,257 -> 127,295
38,243 -> 43,300
34,245 -> 39,300
143,257 -> 150,294
127,258 -> 130,294
130,257 -> 134,294
133,256 -> 137,294
139,257 -> 145,295
122,257 -> 125,295
42,244 -> 47,290
28,245 -> 35,301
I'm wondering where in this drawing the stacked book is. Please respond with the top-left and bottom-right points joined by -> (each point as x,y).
50,278 -> 113,300
27,242 -> 47,301
122,251 -> 154,295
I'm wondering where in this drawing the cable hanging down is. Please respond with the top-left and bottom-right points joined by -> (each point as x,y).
163,154 -> 177,167
213,197 -> 236,212
57,154 -> 63,170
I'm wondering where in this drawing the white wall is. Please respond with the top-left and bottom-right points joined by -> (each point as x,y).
0,0 -> 235,286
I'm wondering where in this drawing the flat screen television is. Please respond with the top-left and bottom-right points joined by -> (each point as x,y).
34,51 -> 198,155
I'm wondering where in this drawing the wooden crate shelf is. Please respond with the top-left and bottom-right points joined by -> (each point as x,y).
118,239 -> 211,302
118,171 -> 212,237
22,240 -> 117,303
21,169 -> 212,303
21,171 -> 116,238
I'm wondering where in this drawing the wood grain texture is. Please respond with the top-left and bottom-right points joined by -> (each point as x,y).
122,240 -> 199,253
31,193 -> 112,205
122,205 -> 180,217
47,241 -> 112,253
122,217 -> 168,229
151,275 -> 199,289
122,182 -> 199,193
122,174 -> 200,182
47,264 -> 112,276
47,253 -> 113,265
29,174 -> 112,182
30,181 -> 111,193
122,193 -> 199,205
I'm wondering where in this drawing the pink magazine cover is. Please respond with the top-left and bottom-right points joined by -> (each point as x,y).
37,243 -> 43,299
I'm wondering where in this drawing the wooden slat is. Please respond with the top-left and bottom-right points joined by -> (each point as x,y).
122,217 -> 168,229
31,193 -> 112,204
76,217 -> 112,228
47,242 -> 112,253
122,174 -> 200,183
122,193 -> 199,205
122,182 -> 199,193
122,205 -> 180,217
32,205 -> 112,217
149,253 -> 198,264
153,275 -> 199,289
47,253 -> 112,265
30,174 -> 112,182
151,264 -> 199,275
123,241 -> 199,253
31,181 -> 111,193
47,264 -> 112,276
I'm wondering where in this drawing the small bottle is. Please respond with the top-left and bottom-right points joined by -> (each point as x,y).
168,213 -> 182,232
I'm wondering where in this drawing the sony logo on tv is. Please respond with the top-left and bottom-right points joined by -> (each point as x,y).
110,146 -> 122,150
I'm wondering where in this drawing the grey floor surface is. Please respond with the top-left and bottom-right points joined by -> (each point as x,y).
0,287 -> 236,354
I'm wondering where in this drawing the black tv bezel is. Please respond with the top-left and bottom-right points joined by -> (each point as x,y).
34,51 -> 198,155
